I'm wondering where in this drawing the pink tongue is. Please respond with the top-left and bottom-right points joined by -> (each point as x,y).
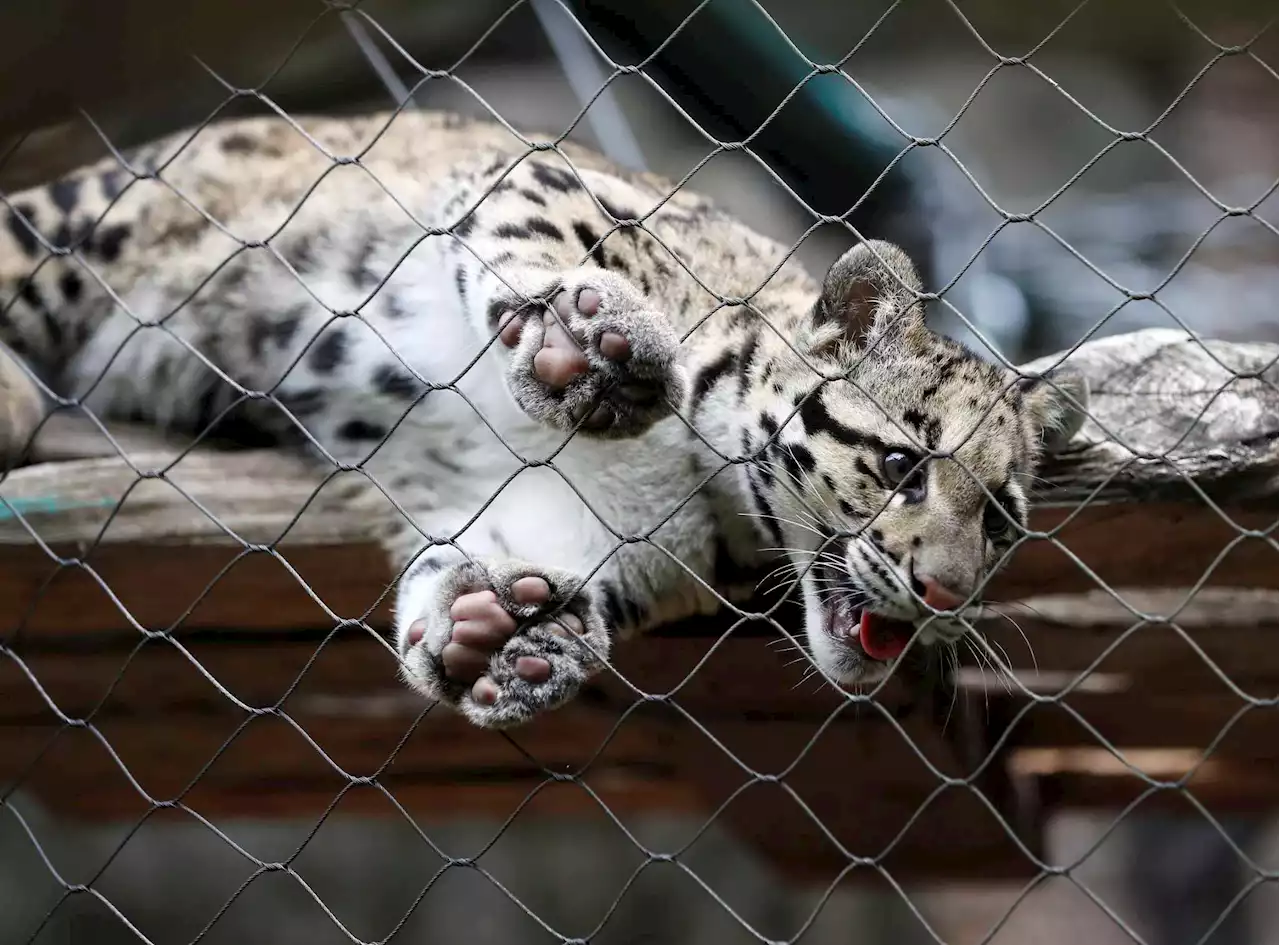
859,612 -> 911,661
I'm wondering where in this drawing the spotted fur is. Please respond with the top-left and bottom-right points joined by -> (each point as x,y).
0,111 -> 1087,728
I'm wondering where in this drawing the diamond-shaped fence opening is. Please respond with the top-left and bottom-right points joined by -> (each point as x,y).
0,1 -> 1275,943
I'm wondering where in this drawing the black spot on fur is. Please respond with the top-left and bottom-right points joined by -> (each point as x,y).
531,162 -> 580,193
792,444 -> 816,471
690,348 -> 738,410
599,197 -> 637,225
453,214 -> 476,239
854,457 -> 879,484
923,418 -> 942,450
285,234 -> 317,272
338,418 -> 389,441
20,281 -> 62,353
520,188 -> 547,207
758,413 -> 779,439
426,447 -> 464,475
606,254 -> 631,275
572,222 -> 608,269
599,582 -> 625,628
798,389 -> 887,452
373,364 -> 423,400
454,266 -> 467,305
49,217 -> 93,254
736,332 -> 760,400
280,387 -> 326,416
59,270 -> 84,303
838,499 -> 856,517
902,407 -> 942,450
50,178 -> 81,215
348,239 -> 377,289
529,217 -> 565,241
190,376 -> 238,440
7,204 -> 39,256
747,469 -> 784,546
598,580 -> 645,630
493,221 -> 533,241
247,317 -> 273,361
19,281 -> 46,313
771,381 -> 784,394
486,298 -> 508,332
95,224 -> 130,262
102,170 -> 128,201
404,556 -> 446,583
247,309 -> 301,361
713,536 -> 758,589
934,358 -> 959,386
384,293 -> 412,320
309,329 -> 347,374
774,443 -> 800,483
221,132 -> 258,154
864,554 -> 894,588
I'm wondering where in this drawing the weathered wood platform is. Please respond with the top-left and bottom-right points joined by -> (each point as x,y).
1,327 -> 1275,882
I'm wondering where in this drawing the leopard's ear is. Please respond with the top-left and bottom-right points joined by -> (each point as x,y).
811,240 -> 924,350
1019,368 -> 1090,454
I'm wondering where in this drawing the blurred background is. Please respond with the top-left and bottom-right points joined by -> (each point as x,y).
0,0 -> 1275,942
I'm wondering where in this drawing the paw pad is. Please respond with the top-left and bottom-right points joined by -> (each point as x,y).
399,560 -> 612,729
497,270 -> 686,438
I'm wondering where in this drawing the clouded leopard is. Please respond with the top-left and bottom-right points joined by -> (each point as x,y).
0,110 -> 1087,727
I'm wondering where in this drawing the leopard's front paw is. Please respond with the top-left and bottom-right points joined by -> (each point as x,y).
398,560 -> 610,729
497,269 -> 686,438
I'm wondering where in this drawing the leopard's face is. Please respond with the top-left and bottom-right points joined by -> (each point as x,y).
754,241 -> 1087,688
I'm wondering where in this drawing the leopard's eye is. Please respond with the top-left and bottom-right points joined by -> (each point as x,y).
881,450 -> 924,497
983,499 -> 1012,540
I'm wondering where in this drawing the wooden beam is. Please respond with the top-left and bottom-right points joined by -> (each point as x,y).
0,324 -> 1275,881
1011,747 -> 1279,815
0,494 -> 1273,641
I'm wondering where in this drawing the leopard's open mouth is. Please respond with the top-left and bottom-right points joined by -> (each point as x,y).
824,598 -> 916,662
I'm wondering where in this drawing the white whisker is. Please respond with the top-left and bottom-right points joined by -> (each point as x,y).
962,638 -> 993,715
964,627 -> 1016,694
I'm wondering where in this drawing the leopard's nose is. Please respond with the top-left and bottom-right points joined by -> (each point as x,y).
917,575 -> 966,612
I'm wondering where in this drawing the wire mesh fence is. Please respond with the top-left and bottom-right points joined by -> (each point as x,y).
0,1 -> 1276,943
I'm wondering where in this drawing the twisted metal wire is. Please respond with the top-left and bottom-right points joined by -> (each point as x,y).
0,0 -> 1275,942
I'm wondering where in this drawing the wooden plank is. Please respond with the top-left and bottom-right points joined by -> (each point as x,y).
967,592 -> 1278,700
984,501 -> 1275,602
0,541 -> 395,638
0,328 -> 1274,877
993,692 -> 1277,755
659,709 -> 1045,882
1010,748 -> 1279,814
0,494 -> 1272,642
1,633 -> 399,721
0,703 -> 682,813
0,329 -> 1274,640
